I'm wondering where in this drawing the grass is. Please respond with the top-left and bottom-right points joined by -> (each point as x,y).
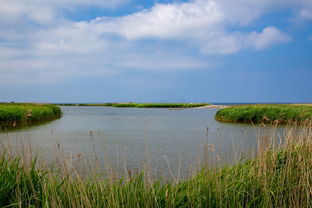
0,122 -> 311,207
59,103 -> 210,108
0,103 -> 62,129
215,104 -> 312,124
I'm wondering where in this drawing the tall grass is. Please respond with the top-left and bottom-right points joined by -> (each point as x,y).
0,122 -> 311,207
216,104 -> 312,124
0,103 -> 62,129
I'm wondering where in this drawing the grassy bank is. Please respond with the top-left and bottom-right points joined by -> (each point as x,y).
0,124 -> 311,207
0,103 -> 62,129
59,103 -> 210,108
215,104 -> 312,124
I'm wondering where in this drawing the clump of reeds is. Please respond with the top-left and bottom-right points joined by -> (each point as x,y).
0,122 -> 311,207
0,103 -> 61,129
215,104 -> 312,124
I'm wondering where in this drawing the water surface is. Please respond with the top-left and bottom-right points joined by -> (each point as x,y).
1,106 -> 278,179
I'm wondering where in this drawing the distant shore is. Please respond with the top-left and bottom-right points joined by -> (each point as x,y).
58,103 -> 211,108
196,105 -> 227,109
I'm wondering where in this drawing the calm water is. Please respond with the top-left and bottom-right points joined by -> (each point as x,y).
0,106 -> 280,179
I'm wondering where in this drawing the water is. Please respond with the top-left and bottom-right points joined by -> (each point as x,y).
0,106 -> 279,179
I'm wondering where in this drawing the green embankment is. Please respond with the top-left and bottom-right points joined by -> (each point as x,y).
0,128 -> 311,207
0,103 -> 62,129
59,103 -> 210,108
215,104 -> 312,124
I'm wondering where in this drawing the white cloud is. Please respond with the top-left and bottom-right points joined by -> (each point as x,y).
0,0 -> 310,84
96,0 -> 224,40
115,54 -> 214,70
198,32 -> 242,55
82,0 -> 293,55
0,47 -> 23,58
245,27 -> 292,50
196,27 -> 292,55
0,0 -> 127,24
0,55 -> 120,84
91,0 -> 312,41
300,9 -> 312,20
31,23 -> 106,56
87,0 -> 293,55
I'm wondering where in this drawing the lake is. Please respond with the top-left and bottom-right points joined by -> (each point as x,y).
0,106 -> 281,180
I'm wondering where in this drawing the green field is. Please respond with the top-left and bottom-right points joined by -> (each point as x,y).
59,103 -> 210,108
0,103 -> 62,129
215,104 -> 312,124
0,124 -> 311,207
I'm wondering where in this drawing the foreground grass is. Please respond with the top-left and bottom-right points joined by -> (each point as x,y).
216,104 -> 312,124
59,103 -> 210,108
0,103 -> 61,129
0,124 -> 311,207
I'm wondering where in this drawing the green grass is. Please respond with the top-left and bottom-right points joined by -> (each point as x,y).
215,104 -> 312,124
0,124 -> 311,207
0,103 -> 62,129
59,103 -> 210,108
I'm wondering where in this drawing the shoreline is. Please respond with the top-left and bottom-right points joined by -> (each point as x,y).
196,104 -> 228,109
59,103 -> 211,108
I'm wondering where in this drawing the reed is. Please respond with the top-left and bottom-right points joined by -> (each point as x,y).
0,103 -> 62,129
0,121 -> 311,207
215,104 -> 312,124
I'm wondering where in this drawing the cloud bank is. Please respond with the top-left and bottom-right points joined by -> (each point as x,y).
0,0 -> 127,24
0,0 -> 311,84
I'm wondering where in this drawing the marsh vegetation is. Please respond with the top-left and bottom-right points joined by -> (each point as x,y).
215,104 -> 312,124
0,103 -> 311,207
58,103 -> 210,108
0,103 -> 61,129
0,122 -> 311,207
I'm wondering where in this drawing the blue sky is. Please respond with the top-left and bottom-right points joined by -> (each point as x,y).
0,0 -> 312,103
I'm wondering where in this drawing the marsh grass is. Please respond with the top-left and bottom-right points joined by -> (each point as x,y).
0,122 -> 311,207
0,103 -> 61,129
215,104 -> 312,124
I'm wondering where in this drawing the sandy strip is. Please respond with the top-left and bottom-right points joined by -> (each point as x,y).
291,103 -> 312,106
196,105 -> 228,109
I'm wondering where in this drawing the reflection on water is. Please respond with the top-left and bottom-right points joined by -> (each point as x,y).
0,106 -> 283,179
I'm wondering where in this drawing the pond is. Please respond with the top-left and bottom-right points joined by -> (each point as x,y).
0,106 -> 281,180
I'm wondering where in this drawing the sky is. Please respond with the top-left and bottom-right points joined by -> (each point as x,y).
0,0 -> 312,103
